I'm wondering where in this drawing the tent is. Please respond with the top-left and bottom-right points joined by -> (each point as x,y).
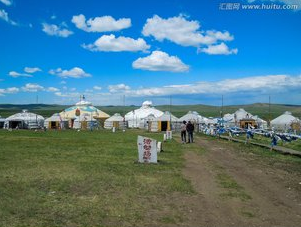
125,101 -> 164,128
179,111 -> 205,124
139,114 -> 156,130
223,108 -> 267,129
104,113 -> 127,129
44,113 -> 69,129
5,110 -> 44,129
60,100 -> 110,129
150,111 -> 178,132
271,111 -> 300,131
0,116 -> 5,128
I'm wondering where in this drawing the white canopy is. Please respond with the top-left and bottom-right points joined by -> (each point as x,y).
271,111 -> 300,130
125,101 -> 163,128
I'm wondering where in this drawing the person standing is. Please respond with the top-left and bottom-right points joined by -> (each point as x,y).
180,121 -> 187,144
186,121 -> 195,143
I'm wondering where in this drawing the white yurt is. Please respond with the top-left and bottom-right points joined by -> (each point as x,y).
150,111 -> 179,132
60,99 -> 110,129
139,114 -> 156,130
271,111 -> 300,131
104,113 -> 127,129
125,101 -> 164,128
0,116 -> 5,128
223,108 -> 267,129
44,113 -> 69,129
5,110 -> 44,129
252,115 -> 268,129
179,111 -> 205,123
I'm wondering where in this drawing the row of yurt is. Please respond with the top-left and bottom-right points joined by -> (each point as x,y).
4,110 -> 44,129
271,111 -> 300,131
104,113 -> 127,129
125,101 -> 164,128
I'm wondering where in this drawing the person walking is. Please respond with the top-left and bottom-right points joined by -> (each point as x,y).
186,121 -> 195,143
180,120 -> 187,144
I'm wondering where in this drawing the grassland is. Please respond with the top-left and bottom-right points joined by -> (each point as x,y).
0,129 -> 193,227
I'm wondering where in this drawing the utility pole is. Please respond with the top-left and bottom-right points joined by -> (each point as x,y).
268,95 -> 271,128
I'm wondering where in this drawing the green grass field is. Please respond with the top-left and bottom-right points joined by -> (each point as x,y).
0,129 -> 194,227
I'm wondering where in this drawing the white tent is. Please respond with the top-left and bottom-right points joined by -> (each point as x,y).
150,111 -> 178,132
271,111 -> 300,131
179,111 -> 205,124
104,113 -> 127,129
5,110 -> 44,129
139,114 -> 157,130
125,101 -> 163,128
44,113 -> 69,129
223,108 -> 267,129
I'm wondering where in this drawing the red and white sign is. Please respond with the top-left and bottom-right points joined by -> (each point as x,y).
137,136 -> 157,163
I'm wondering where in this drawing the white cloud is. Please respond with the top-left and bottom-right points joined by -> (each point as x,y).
49,67 -> 91,78
108,84 -> 131,93
142,15 -> 235,48
82,34 -> 150,52
0,87 -> 19,96
42,22 -> 73,38
9,71 -> 32,78
46,87 -> 59,92
71,14 -> 131,32
70,87 -> 76,91
123,74 -> 301,97
24,67 -> 42,73
21,83 -> 44,92
132,50 -> 189,72
55,91 -> 80,98
0,0 -> 12,6
0,9 -> 17,25
93,86 -> 102,90
199,43 -> 238,55
60,80 -> 66,84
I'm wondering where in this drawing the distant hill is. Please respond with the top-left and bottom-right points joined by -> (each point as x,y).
0,103 -> 300,120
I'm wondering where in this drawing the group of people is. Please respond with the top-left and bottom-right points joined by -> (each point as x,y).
180,120 -> 195,144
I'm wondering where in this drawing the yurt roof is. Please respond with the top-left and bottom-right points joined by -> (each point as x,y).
179,111 -> 203,122
155,111 -> 178,121
125,101 -> 163,120
60,100 -> 110,119
271,111 -> 300,125
74,113 -> 97,121
105,113 -> 124,122
6,110 -> 44,121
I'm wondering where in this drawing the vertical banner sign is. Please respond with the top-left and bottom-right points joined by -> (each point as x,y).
137,136 -> 157,163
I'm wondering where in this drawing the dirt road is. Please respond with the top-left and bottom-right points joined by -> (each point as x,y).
179,135 -> 301,227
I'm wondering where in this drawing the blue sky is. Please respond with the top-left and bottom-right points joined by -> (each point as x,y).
0,0 -> 300,106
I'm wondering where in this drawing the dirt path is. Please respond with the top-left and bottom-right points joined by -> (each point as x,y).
180,135 -> 301,227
